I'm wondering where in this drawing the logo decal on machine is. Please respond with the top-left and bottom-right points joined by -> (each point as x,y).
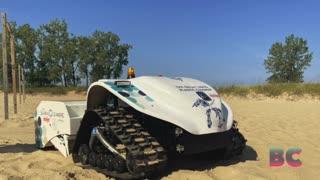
192,98 -> 225,128
192,98 -> 210,108
40,109 -> 64,118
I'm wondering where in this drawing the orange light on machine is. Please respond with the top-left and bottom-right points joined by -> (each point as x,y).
127,67 -> 135,79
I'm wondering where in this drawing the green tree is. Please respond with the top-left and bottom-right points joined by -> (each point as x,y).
15,24 -> 38,85
2,19 -> 132,87
90,31 -> 132,82
38,19 -> 71,86
264,34 -> 313,83
65,35 -> 80,86
77,36 -> 94,87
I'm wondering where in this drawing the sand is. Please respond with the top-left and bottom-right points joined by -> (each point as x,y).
0,92 -> 319,180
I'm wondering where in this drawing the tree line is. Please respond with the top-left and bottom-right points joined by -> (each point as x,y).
0,19 -> 313,86
0,19 -> 132,87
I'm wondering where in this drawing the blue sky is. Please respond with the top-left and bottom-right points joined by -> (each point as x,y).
1,0 -> 320,85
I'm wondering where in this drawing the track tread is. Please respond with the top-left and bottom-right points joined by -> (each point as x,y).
86,107 -> 167,178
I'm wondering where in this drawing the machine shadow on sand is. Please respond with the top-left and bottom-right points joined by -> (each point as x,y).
0,143 -> 37,153
0,143 -> 257,179
157,145 -> 257,179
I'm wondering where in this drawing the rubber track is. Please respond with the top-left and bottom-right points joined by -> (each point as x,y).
224,122 -> 246,158
231,128 -> 246,156
81,108 -> 167,179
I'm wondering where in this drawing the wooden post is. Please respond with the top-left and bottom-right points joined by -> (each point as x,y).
10,35 -> 17,114
22,67 -> 25,103
18,65 -> 21,104
2,12 -> 9,120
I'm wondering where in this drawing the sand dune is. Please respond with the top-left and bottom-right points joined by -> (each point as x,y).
0,92 -> 319,180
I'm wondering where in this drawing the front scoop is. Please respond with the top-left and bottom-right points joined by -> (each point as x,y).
34,100 -> 86,156
89,76 -> 234,135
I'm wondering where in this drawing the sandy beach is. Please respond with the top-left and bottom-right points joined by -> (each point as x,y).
0,92 -> 319,180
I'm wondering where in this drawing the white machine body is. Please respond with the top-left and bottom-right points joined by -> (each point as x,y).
35,76 -> 234,156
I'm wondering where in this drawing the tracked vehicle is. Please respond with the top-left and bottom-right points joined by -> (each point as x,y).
35,68 -> 246,179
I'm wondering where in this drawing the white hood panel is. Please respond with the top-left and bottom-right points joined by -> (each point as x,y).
89,76 -> 233,135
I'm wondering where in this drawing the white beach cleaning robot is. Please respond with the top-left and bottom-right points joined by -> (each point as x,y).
34,68 -> 246,179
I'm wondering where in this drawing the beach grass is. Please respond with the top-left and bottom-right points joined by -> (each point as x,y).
216,83 -> 320,97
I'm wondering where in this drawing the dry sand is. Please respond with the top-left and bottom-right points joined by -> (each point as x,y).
0,92 -> 319,180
